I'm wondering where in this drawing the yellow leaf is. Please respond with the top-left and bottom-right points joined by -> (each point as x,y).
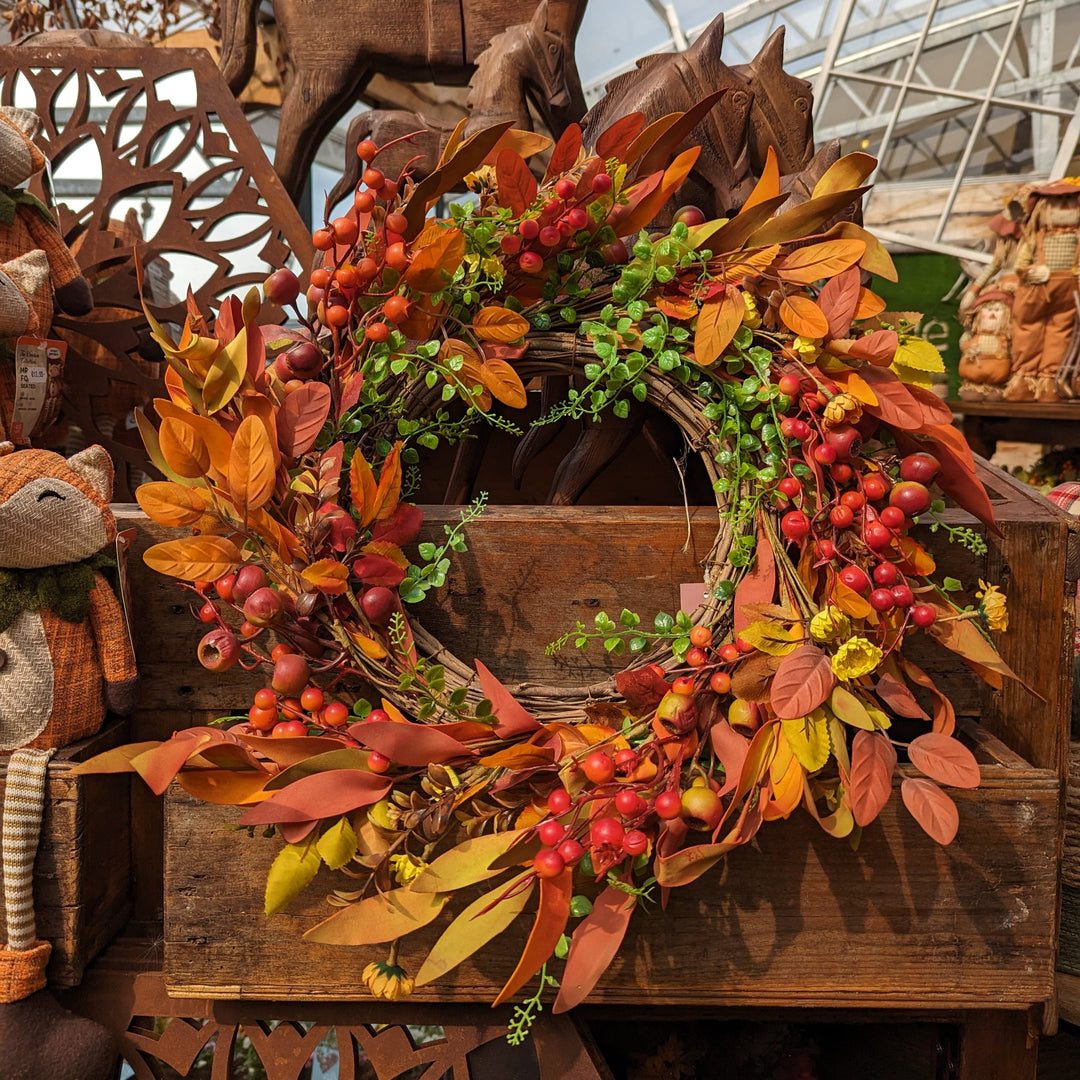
694,285 -> 743,364
781,710 -> 831,772
830,686 -> 875,730
894,338 -> 945,374
304,887 -> 448,945
265,841 -> 322,916
346,627 -> 389,660
483,128 -> 554,163
317,817 -> 358,871
415,873 -> 534,987
738,620 -> 803,656
158,417 -> 210,478
135,481 -> 206,527
472,306 -> 530,343
775,239 -> 866,286
480,359 -> 527,409
779,295 -> 830,338
203,324 -> 248,413
143,535 -> 243,582
811,152 -> 877,198
411,828 -> 534,893
230,414 -> 277,519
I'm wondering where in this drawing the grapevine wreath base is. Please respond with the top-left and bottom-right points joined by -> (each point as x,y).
80,109 -> 1020,1020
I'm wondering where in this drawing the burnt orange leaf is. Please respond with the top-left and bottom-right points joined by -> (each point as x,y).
478,743 -> 556,769
475,658 -> 541,737
350,451 -> 378,526
177,769 -> 270,806
239,769 -> 391,827
438,117 -> 469,167
742,146 -> 779,211
482,128 -> 553,165
135,482 -> 206,527
473,306 -> 530,343
833,579 -> 872,619
153,399 -> 233,479
822,221 -> 898,282
812,152 -> 877,198
371,443 -> 402,522
636,90 -> 724,178
770,645 -> 836,720
595,112 -> 645,160
848,730 -> 896,827
229,414 -> 276,518
553,885 -> 636,1013
694,285 -> 743,364
779,294 -> 829,338
301,559 -> 350,595
158,417 -> 210,478
817,265 -> 861,339
279,382 -> 332,456
857,366 -> 926,429
925,611 -> 1018,686
495,149 -> 537,216
439,338 -> 490,410
734,528 -> 777,635
493,869 -> 573,1007
848,329 -> 899,366
543,123 -> 583,183
845,372 -> 879,406
655,294 -> 698,320
895,534 -> 936,576
775,239 -> 865,286
619,145 -> 701,236
908,732 -> 980,789
480,358 -> 528,409
351,721 -> 472,766
143,535 -> 242,582
901,777 -> 959,845
749,187 -> 870,247
703,194 -> 789,254
624,112 -> 682,169
902,659 -> 956,736
404,227 -> 466,294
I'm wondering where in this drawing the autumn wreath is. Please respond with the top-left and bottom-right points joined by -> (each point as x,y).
83,110 -> 1017,1023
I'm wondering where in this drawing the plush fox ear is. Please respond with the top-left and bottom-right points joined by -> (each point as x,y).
66,445 -> 114,505
0,107 -> 45,185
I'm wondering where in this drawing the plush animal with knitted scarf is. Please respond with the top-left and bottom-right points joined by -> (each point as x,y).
0,443 -> 135,1080
0,107 -> 93,444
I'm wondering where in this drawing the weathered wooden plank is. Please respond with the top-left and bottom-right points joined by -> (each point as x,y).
164,761 -> 1060,1007
0,722 -> 132,987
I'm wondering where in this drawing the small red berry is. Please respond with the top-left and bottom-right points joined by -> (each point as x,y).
615,748 -> 638,771
655,791 -> 683,819
365,708 -> 391,725
590,816 -> 625,849
911,604 -> 937,627
830,463 -> 853,484
813,443 -> 838,465
686,646 -> 708,668
355,138 -> 378,161
556,838 -> 585,864
538,820 -> 565,846
198,601 -> 220,623
710,670 -> 732,694
253,687 -> 277,710
719,643 -> 740,663
300,687 -> 324,712
534,848 -> 566,878
592,172 -> 613,193
272,720 -> 307,738
539,225 -> 561,247
555,177 -> 576,200
839,565 -> 870,594
879,506 -> 906,530
781,510 -> 811,540
829,505 -> 854,529
622,830 -> 649,856
869,588 -> 895,612
385,242 -> 410,271
365,321 -> 390,343
322,701 -> 349,728
873,562 -> 899,586
865,522 -> 893,550
815,539 -> 837,560
778,477 -> 802,499
331,216 -> 358,246
354,190 -> 375,214
583,751 -> 616,784
518,250 -> 544,274
367,750 -> 391,773
248,704 -> 278,731
615,789 -> 643,817
891,584 -> 915,608
385,211 -> 408,235
863,474 -> 889,501
840,490 -> 865,511
312,227 -> 334,250
362,166 -> 384,189
518,217 -> 540,240
672,675 -> 696,695
548,788 -> 572,815
778,374 -> 802,397
500,233 -> 522,255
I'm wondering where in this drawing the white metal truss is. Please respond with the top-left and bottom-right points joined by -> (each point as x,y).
583,0 -> 1080,261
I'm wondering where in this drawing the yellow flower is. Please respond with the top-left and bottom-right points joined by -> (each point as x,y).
823,392 -> 863,427
389,854 -> 428,886
741,292 -> 762,328
362,960 -> 415,1001
831,637 -> 883,681
977,580 -> 1008,632
792,335 -> 821,361
810,606 -> 851,643
463,165 -> 496,190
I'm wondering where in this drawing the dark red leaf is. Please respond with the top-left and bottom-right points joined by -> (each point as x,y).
372,503 -> 424,547
595,112 -> 646,160
214,296 -> 242,343
818,265 -> 861,339
351,554 -> 405,587
875,672 -> 930,721
615,666 -> 670,712
857,366 -> 925,430
847,329 -> 898,366
544,124 -> 583,182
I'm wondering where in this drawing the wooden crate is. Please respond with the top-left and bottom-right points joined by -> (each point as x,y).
122,459 -> 1076,1007
0,721 -> 133,988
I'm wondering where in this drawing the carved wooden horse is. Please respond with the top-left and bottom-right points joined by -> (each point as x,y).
218,0 -> 586,203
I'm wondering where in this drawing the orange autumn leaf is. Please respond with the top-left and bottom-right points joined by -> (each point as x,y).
694,285 -> 743,364
136,481 -> 206,527
901,778 -> 959,846
479,358 -> 527,408
741,145 -> 779,211
301,559 -> 350,595
154,399 -> 232,479
775,239 -> 866,286
371,443 -> 402,522
350,452 -> 378,526
473,306 -> 530,343
229,414 -> 276,519
158,416 -> 210,479
845,372 -> 879,406
854,287 -> 887,320
779,294 -> 830,338
404,227 -> 466,294
439,338 -> 491,411
495,149 -> 538,216
143,535 -> 242,581
655,294 -> 698,320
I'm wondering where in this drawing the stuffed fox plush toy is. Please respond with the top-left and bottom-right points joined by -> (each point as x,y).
0,106 -> 93,444
0,443 -> 136,1079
